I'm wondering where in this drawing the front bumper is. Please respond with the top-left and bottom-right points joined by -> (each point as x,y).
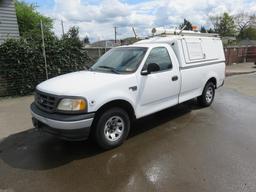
31,102 -> 95,140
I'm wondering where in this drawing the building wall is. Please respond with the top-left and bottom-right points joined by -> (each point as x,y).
0,0 -> 19,44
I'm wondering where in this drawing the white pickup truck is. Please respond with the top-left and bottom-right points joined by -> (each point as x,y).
31,30 -> 225,149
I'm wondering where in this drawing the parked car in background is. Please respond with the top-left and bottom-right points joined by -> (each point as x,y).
31,29 -> 225,149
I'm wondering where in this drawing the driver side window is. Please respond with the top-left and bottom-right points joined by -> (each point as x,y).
144,47 -> 172,72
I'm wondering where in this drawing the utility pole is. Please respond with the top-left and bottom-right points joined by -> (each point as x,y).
61,20 -> 65,36
114,26 -> 117,43
40,20 -> 48,80
132,27 -> 137,39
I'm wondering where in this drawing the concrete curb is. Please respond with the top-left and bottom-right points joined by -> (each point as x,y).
226,71 -> 256,77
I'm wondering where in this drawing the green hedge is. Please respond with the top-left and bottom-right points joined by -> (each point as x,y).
0,36 -> 92,96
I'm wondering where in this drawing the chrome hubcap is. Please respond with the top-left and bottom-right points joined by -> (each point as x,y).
104,116 -> 124,142
206,87 -> 214,103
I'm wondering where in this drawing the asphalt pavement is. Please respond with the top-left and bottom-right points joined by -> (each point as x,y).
0,73 -> 256,192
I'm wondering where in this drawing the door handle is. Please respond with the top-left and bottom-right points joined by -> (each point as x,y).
172,76 -> 178,81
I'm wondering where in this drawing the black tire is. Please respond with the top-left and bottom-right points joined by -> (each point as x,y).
93,107 -> 130,149
197,82 -> 215,107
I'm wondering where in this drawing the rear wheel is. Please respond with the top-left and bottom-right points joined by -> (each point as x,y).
197,82 -> 215,107
94,107 -> 130,149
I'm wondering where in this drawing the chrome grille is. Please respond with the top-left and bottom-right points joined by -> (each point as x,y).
35,91 -> 58,112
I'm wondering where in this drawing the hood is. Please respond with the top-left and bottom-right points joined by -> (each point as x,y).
37,71 -> 129,96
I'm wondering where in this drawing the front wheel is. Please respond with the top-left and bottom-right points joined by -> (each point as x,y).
94,107 -> 130,149
197,82 -> 215,107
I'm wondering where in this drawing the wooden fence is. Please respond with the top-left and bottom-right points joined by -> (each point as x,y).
225,46 -> 256,65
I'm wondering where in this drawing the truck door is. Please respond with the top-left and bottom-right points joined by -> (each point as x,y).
137,46 -> 181,117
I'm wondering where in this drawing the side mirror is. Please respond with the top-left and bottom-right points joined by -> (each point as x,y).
141,63 -> 160,75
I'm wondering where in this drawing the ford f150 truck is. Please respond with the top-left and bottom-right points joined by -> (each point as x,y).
31,29 -> 225,149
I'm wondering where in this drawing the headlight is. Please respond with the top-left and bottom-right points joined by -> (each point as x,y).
57,98 -> 87,111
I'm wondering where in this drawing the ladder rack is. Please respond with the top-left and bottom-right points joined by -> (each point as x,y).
151,28 -> 219,38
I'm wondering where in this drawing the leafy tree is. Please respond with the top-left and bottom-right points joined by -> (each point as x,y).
62,26 -> 83,48
208,28 -> 215,33
15,1 -> 54,39
219,13 -> 236,36
83,36 -> 90,44
239,27 -> 256,40
210,13 -> 236,37
234,13 -> 256,39
200,26 -> 207,33
179,19 -> 193,30
0,26 -> 92,96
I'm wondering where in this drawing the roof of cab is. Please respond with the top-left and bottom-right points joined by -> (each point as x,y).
126,43 -> 171,48
135,36 -> 178,45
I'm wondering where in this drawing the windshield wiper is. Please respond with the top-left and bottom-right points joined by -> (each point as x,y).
97,66 -> 120,74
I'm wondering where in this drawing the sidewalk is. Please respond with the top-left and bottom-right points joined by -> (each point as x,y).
0,95 -> 33,139
226,62 -> 256,76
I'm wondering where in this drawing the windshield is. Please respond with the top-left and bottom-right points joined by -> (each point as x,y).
90,47 -> 148,74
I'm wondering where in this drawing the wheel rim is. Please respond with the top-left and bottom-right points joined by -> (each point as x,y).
104,116 -> 124,142
205,86 -> 214,103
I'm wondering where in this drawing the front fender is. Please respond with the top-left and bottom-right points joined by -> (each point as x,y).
87,90 -> 137,114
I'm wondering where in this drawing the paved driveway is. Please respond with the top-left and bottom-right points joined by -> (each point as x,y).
0,73 -> 256,192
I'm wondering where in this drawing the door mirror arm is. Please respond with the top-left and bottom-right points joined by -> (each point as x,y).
141,70 -> 149,75
141,63 -> 160,75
